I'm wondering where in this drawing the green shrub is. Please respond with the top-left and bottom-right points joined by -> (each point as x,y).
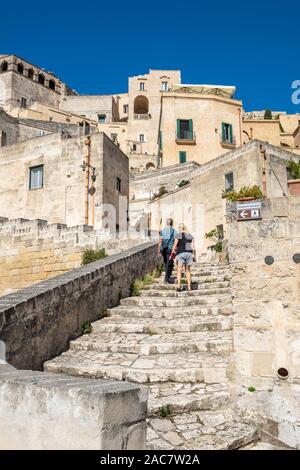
248,386 -> 256,393
159,404 -> 173,418
81,320 -> 92,335
152,264 -> 164,278
287,160 -> 300,180
264,109 -> 272,120
225,185 -> 263,202
153,185 -> 168,199
131,279 -> 144,296
82,248 -> 107,265
205,227 -> 223,253
143,273 -> 154,285
177,179 -> 190,188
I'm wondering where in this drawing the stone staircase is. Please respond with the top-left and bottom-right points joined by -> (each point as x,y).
44,261 -> 258,449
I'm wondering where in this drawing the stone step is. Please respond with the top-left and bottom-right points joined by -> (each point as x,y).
148,389 -> 231,417
109,304 -> 234,319
145,280 -> 231,290
45,351 -> 230,384
91,315 -> 233,334
120,294 -> 232,308
69,331 -> 233,355
139,287 -> 231,297
147,410 -> 257,450
164,268 -> 231,276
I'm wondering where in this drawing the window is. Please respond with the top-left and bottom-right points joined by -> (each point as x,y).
1,61 -> 8,72
38,74 -> 45,85
225,172 -> 234,192
111,133 -> 117,142
179,151 -> 187,164
98,114 -> 106,123
123,104 -> 128,114
28,68 -> 34,79
161,81 -> 168,91
29,165 -> 44,190
1,131 -> 7,147
132,144 -> 137,151
221,123 -> 233,144
84,122 -> 90,135
134,95 -> 149,115
17,63 -> 24,75
49,80 -> 56,90
139,134 -> 145,143
176,119 -> 193,140
116,177 -> 121,192
21,97 -> 27,108
139,82 -> 145,91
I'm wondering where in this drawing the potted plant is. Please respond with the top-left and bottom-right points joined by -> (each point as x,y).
224,185 -> 263,202
205,227 -> 224,261
287,160 -> 300,196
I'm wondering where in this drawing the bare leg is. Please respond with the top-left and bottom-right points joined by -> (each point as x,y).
186,265 -> 191,291
177,264 -> 183,289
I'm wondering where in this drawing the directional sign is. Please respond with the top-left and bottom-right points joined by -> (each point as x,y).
236,201 -> 262,221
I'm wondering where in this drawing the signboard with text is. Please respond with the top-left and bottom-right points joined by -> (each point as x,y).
236,201 -> 262,221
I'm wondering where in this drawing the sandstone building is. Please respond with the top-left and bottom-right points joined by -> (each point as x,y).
0,132 -> 129,230
242,110 -> 300,155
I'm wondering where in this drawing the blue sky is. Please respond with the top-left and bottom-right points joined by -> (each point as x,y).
1,0 -> 299,112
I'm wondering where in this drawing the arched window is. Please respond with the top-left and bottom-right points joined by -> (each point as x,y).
38,73 -> 45,85
28,68 -> 34,79
17,63 -> 24,74
1,61 -> 8,72
134,95 -> 149,115
48,79 -> 55,90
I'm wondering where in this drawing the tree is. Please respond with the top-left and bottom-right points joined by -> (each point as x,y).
264,109 -> 272,120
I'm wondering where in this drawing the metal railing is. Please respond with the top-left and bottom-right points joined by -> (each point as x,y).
176,130 -> 196,141
134,114 -> 150,120
220,135 -> 236,146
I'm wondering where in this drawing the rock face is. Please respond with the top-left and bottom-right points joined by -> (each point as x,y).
45,261 -> 258,449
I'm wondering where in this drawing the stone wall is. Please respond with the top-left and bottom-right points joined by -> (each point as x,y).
0,217 -> 144,296
0,367 -> 147,450
191,140 -> 300,252
227,196 -> 300,389
0,241 -> 159,370
227,196 -> 300,447
0,109 -> 19,146
130,161 -> 199,200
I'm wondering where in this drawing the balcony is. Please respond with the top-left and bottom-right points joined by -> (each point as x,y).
134,114 -> 150,120
220,135 -> 236,149
175,130 -> 196,145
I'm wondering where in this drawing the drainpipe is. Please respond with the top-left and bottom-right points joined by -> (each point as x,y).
238,108 -> 243,146
84,136 -> 91,225
260,144 -> 267,198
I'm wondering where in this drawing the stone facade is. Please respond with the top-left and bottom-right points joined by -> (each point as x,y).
160,86 -> 242,167
242,112 -> 300,156
146,141 -> 300,252
0,241 -> 159,370
227,196 -> 300,448
0,54 -> 75,113
0,367 -> 147,450
0,217 -> 145,297
0,132 -> 129,230
228,196 -> 300,388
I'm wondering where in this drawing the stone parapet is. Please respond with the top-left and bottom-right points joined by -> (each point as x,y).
0,367 -> 147,450
0,241 -> 159,370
